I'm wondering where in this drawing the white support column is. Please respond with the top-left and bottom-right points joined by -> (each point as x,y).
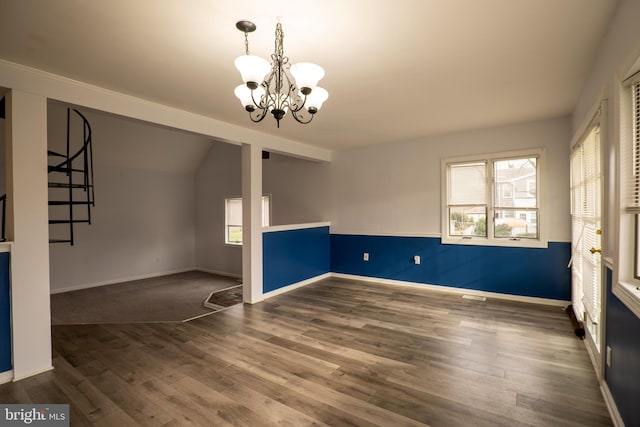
5,90 -> 52,380
241,143 -> 263,304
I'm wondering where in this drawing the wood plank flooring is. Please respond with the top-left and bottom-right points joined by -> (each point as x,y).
0,278 -> 612,426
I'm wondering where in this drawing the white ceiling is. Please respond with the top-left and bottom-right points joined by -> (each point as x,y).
0,0 -> 619,151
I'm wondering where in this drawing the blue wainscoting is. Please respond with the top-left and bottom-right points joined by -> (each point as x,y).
263,226 -> 330,293
605,268 -> 640,427
330,234 -> 571,300
0,252 -> 11,373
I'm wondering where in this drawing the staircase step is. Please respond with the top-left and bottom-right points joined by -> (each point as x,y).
47,150 -> 66,158
49,219 -> 90,224
48,201 -> 93,206
49,239 -> 72,244
48,182 -> 92,189
48,166 -> 85,173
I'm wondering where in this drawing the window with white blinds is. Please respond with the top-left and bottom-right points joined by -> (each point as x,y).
224,196 -> 270,245
442,149 -> 544,247
623,80 -> 640,212
570,125 -> 601,339
615,69 -> 640,317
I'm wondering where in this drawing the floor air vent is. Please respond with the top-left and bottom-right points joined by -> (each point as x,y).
462,294 -> 486,301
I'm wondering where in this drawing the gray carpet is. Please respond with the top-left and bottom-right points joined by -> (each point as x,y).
51,271 -> 240,324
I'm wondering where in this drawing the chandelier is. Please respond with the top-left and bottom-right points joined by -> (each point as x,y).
233,20 -> 329,128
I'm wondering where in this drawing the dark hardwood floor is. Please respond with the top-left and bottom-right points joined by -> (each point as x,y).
0,278 -> 612,426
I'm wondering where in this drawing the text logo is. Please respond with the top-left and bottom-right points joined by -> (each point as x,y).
0,405 -> 69,426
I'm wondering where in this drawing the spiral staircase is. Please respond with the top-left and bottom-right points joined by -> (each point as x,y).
0,101 -> 95,245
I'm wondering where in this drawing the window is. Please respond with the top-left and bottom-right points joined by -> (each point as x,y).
442,149 -> 544,247
632,80 -> 640,279
615,70 -> 640,318
571,123 -> 602,347
224,196 -> 270,245
447,161 -> 487,237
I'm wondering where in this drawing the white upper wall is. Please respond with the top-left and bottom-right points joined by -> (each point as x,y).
331,116 -> 571,241
572,0 -> 640,133
0,118 -> 5,196
194,141 -> 242,276
263,152 -> 331,226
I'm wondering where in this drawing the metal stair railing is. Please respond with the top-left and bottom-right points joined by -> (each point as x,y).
0,195 -> 5,242
0,108 -> 95,245
47,108 -> 95,245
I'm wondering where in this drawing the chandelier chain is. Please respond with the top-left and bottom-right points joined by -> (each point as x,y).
275,23 -> 284,59
244,31 -> 250,55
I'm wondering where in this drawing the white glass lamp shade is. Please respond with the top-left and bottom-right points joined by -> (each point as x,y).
234,84 -> 265,109
290,62 -> 325,92
234,55 -> 271,87
305,87 -> 328,113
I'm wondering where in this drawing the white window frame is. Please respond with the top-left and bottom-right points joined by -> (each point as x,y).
615,68 -> 640,319
441,148 -> 547,248
224,195 -> 271,246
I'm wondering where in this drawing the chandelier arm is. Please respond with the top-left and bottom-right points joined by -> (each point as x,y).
288,85 -> 307,113
249,87 -> 265,110
291,110 -> 314,124
249,108 -> 268,123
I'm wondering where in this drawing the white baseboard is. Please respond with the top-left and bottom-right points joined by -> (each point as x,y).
12,365 -> 53,382
195,268 -> 242,279
0,370 -> 13,384
262,273 -> 332,300
601,381 -> 624,427
331,273 -> 570,307
50,267 -> 195,294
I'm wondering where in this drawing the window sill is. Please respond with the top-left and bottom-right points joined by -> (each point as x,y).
613,281 -> 640,320
225,243 -> 243,248
441,236 -> 549,249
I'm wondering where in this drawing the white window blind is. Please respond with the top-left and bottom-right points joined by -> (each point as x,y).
224,196 -> 270,245
570,125 -> 601,337
624,80 -> 640,212
447,162 -> 488,237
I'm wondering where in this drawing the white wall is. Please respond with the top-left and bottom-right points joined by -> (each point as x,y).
194,146 -> 332,277
0,118 -> 5,196
48,103 -> 209,292
263,152 -> 331,226
331,116 -> 572,241
194,141 -> 242,276
571,0 -> 640,259
572,0 -> 640,133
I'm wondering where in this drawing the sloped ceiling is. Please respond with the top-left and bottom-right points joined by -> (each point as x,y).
0,0 -> 619,150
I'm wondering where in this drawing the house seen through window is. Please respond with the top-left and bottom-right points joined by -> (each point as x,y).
443,149 -> 542,246
225,196 -> 270,245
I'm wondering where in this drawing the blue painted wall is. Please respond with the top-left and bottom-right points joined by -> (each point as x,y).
0,252 -> 10,373
263,226 -> 330,293
605,268 -> 640,426
330,234 -> 571,300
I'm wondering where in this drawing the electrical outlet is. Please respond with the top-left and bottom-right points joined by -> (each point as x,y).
414,255 -> 420,265
606,346 -> 612,367
363,252 -> 369,262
